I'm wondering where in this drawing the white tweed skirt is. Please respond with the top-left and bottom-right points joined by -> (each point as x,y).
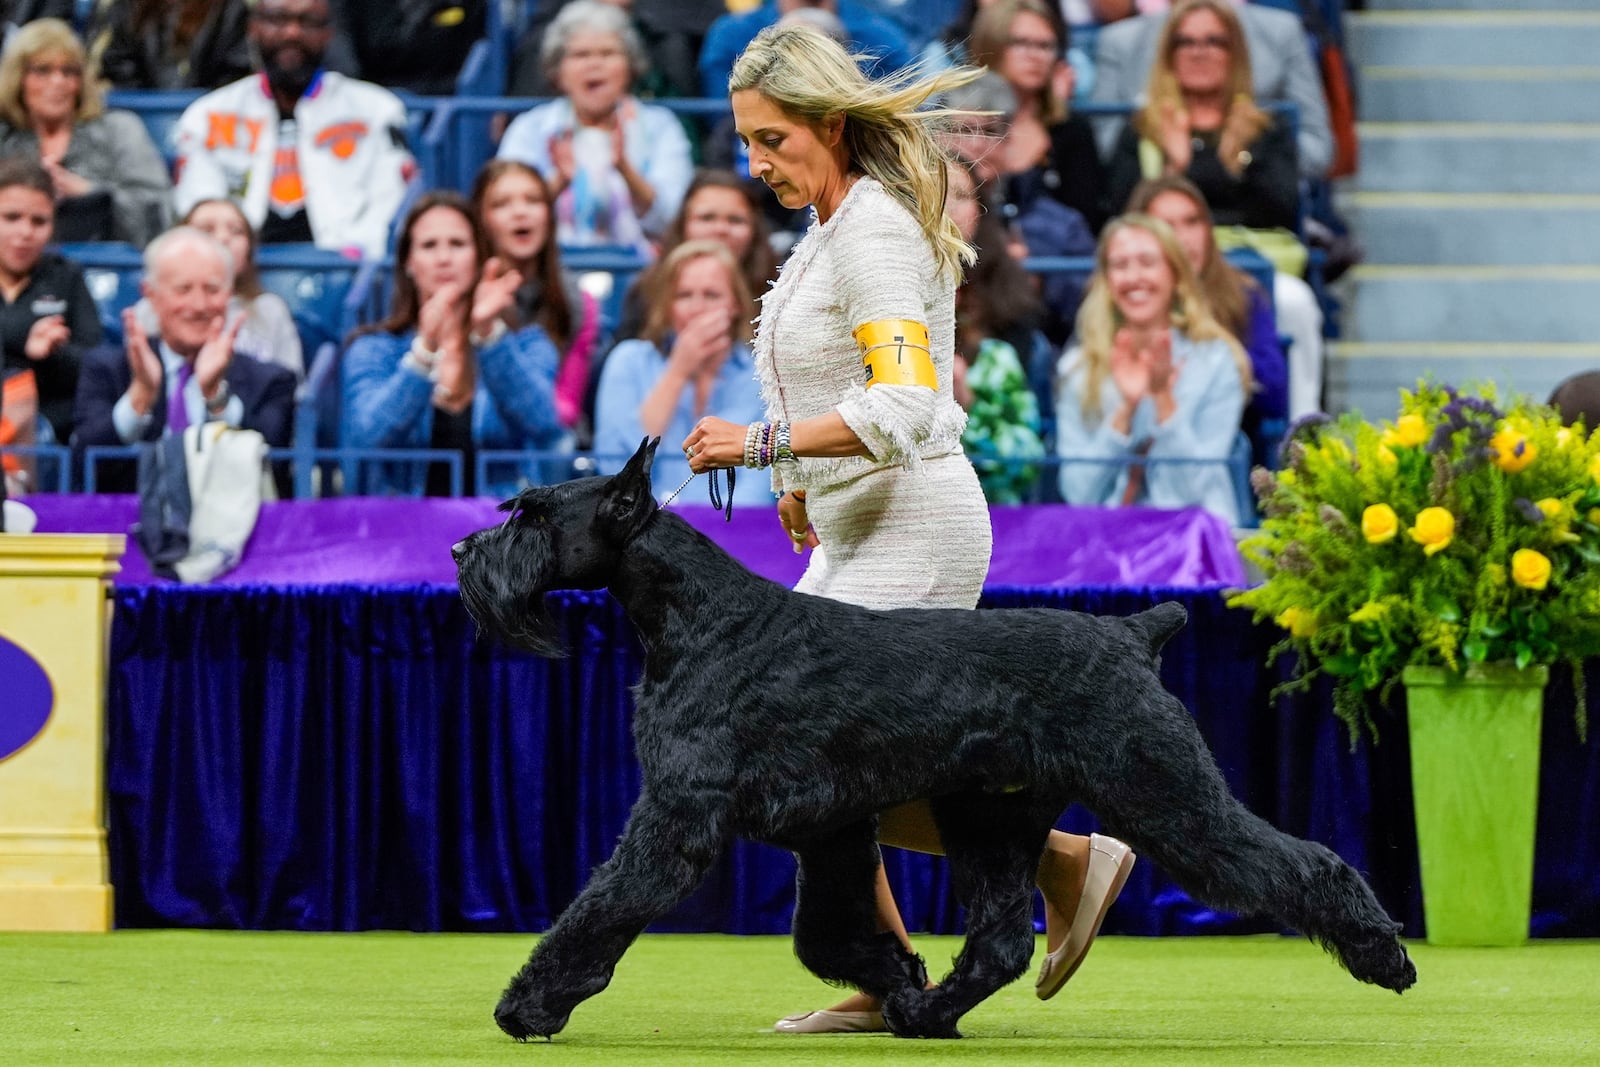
794,453 -> 992,610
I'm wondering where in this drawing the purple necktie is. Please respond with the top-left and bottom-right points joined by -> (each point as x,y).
167,362 -> 194,435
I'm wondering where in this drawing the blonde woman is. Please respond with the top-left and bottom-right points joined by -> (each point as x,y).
678,24 -> 1134,1034
0,18 -> 171,244
593,240 -> 763,493
1103,0 -> 1323,417
1055,214 -> 1252,525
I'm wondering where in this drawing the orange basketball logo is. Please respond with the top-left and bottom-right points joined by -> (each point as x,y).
315,122 -> 369,160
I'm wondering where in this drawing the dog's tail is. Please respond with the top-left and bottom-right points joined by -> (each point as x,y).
1124,602 -> 1187,659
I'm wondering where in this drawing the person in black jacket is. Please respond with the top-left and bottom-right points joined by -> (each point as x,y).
73,225 -> 294,492
0,158 -> 100,443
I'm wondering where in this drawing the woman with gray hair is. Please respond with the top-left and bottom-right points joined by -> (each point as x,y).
0,18 -> 171,244
495,0 -> 693,254
678,23 -> 1134,1034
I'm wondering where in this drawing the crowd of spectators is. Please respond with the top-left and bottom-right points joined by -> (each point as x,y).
0,0 -> 1358,528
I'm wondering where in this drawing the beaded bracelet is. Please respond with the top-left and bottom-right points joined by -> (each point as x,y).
743,421 -> 763,469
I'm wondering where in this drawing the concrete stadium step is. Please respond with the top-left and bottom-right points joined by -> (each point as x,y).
1342,266 -> 1600,345
1325,343 -> 1600,421
1358,68 -> 1600,124
1347,12 -> 1600,68
1366,0 -> 1597,10
1342,194 -> 1600,267
1357,123 -> 1600,194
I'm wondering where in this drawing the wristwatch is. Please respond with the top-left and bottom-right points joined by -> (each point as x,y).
204,378 -> 231,415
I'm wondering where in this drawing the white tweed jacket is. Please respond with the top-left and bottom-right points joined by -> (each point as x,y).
754,177 -> 968,495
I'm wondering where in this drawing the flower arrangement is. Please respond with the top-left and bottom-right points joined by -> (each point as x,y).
1229,383 -> 1600,741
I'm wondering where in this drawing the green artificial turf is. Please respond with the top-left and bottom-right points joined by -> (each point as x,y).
5,932 -> 1597,1066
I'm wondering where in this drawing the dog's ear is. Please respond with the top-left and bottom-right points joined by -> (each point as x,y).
599,437 -> 659,537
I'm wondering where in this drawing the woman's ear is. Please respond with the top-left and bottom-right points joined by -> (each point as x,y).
821,112 -> 846,147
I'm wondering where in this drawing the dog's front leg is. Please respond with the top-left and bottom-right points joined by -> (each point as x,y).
495,793 -> 725,1041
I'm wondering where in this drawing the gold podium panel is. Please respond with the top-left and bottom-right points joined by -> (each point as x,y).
0,533 -> 125,931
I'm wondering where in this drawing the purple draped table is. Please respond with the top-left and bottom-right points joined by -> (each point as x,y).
25,495 -> 1246,589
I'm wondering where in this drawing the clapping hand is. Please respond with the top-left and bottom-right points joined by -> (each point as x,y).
1109,327 -> 1152,406
23,315 -> 70,360
470,257 -> 524,340
40,155 -> 91,199
122,307 -> 163,414
1154,100 -> 1193,172
417,282 -> 464,352
194,314 -> 245,400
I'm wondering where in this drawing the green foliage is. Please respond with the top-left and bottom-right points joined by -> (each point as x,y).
1230,383 -> 1600,743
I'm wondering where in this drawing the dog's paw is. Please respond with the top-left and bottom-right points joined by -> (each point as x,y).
495,995 -> 570,1041
1338,931 -> 1418,994
882,991 -> 963,1040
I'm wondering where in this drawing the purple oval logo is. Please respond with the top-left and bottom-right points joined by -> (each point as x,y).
0,635 -> 53,761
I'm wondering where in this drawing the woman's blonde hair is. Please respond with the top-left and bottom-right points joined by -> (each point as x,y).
729,23 -> 979,281
1124,174 -> 1258,340
641,240 -> 756,349
1134,0 -> 1269,177
0,19 -> 104,129
1070,214 -> 1251,420
968,0 -> 1068,126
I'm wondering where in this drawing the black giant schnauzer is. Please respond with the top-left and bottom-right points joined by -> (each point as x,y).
452,438 -> 1416,1041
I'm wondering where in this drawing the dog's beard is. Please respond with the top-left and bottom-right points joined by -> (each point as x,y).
457,528 -> 567,657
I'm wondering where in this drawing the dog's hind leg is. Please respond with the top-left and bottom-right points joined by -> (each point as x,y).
1078,687 -> 1417,994
880,792 -> 1053,1039
495,791 -> 726,1041
790,819 -> 930,1007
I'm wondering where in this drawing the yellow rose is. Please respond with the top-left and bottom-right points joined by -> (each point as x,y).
1536,498 -> 1564,520
1381,414 -> 1428,448
1511,549 -> 1552,591
1276,606 -> 1318,638
1409,507 -> 1455,556
1490,426 -> 1537,473
1362,503 -> 1399,544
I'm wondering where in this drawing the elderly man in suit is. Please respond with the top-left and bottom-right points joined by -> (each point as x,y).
1090,0 -> 1331,179
72,226 -> 295,492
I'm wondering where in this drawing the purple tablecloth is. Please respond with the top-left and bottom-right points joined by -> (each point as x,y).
24,495 -> 1245,589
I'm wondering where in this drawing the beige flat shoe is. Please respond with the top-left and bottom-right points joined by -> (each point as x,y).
772,1009 -> 887,1034
1035,833 -> 1136,1001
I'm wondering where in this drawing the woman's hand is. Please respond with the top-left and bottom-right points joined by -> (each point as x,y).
1155,101 -> 1193,172
1142,331 -> 1182,423
433,337 -> 476,414
777,489 -> 818,552
24,315 -> 70,360
1050,59 -> 1076,108
41,157 -> 91,198
470,257 -> 524,340
668,307 -> 734,376
547,129 -> 577,196
1109,328 -> 1152,404
680,415 -> 751,473
417,283 -> 463,352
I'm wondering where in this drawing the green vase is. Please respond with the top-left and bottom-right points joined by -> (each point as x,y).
1402,664 -> 1546,947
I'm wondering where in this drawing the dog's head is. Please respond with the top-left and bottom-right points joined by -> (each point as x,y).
453,437 -> 659,654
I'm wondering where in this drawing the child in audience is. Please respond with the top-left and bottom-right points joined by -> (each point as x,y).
180,199 -> 303,380
0,156 -> 100,444
1055,214 -> 1250,524
342,192 -> 567,498
471,159 -> 602,444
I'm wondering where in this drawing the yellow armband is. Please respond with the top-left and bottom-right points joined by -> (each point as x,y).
853,319 -> 937,390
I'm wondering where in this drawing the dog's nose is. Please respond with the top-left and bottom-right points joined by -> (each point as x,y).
451,540 -> 467,562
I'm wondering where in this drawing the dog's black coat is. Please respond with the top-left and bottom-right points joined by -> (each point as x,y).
452,439 -> 1416,1041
